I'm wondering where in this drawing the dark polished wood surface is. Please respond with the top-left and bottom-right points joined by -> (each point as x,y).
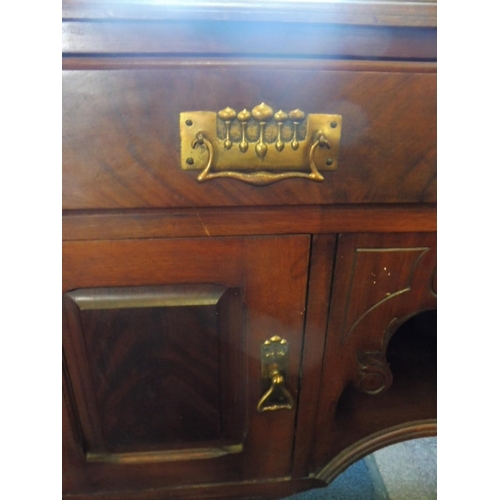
63,60 -> 436,209
66,286 -> 240,452
63,22 -> 436,60
62,205 -> 436,241
310,233 -> 436,471
63,1 -> 437,498
63,236 -> 311,493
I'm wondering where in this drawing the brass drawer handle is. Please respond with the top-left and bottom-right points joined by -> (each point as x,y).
257,336 -> 294,412
180,103 -> 342,186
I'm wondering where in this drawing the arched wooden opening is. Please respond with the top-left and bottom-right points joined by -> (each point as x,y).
315,309 -> 437,485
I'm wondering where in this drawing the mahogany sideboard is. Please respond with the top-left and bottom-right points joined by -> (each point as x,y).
62,1 -> 437,498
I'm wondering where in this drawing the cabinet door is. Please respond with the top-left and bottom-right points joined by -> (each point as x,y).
311,233 -> 437,472
63,235 -> 310,495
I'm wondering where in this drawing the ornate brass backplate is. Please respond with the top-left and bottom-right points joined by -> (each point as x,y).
180,103 -> 342,185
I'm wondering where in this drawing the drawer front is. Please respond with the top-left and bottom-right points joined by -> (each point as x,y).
63,60 -> 436,209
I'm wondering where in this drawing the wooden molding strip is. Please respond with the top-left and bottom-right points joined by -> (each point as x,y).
315,419 -> 437,484
86,443 -> 243,464
62,205 -> 437,241
62,21 -> 436,60
62,1 -> 437,28
67,284 -> 226,310
62,56 -> 436,73
63,477 -> 322,500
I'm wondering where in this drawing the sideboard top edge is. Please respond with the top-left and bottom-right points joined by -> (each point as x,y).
62,1 -> 437,28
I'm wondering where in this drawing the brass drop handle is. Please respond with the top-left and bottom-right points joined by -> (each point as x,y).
257,367 -> 294,413
257,336 -> 294,413
191,131 -> 329,185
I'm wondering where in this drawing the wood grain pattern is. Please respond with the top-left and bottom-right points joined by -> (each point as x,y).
65,286 -> 236,453
340,245 -> 431,343
63,62 -> 436,209
63,239 -> 244,292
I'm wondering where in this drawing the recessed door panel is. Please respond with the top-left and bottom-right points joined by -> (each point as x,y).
65,285 -> 244,455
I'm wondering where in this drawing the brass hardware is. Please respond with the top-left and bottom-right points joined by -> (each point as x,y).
257,335 -> 294,412
289,108 -> 305,150
274,110 -> 288,152
180,103 -> 342,186
251,103 -> 274,159
237,109 -> 252,153
218,107 -> 237,150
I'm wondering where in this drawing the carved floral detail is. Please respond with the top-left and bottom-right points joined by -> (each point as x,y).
354,350 -> 393,395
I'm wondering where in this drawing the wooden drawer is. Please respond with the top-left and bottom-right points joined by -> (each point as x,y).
63,59 -> 436,210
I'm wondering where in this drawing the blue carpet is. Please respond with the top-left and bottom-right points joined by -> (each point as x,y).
282,458 -> 387,500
